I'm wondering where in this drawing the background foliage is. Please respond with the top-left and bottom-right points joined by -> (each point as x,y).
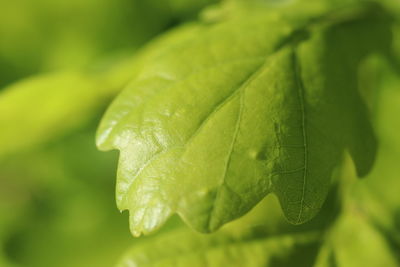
0,0 -> 399,266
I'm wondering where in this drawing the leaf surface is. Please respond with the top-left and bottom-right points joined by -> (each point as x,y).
97,2 -> 392,235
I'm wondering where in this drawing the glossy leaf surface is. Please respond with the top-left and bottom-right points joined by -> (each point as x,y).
97,2 -> 393,235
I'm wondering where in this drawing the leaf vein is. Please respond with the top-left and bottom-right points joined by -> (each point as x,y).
293,50 -> 308,224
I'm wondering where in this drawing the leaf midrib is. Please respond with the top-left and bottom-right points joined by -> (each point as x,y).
293,51 -> 308,224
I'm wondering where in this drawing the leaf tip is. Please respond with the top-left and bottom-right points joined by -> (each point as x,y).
95,124 -> 114,151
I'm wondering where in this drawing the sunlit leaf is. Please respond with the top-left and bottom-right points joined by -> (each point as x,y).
97,2 -> 392,235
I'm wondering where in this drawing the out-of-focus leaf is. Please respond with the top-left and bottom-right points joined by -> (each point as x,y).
313,212 -> 398,267
118,227 -> 319,267
148,0 -> 220,18
0,72 -> 116,159
97,2 -> 392,235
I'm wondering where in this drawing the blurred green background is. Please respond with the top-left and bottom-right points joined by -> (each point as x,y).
0,0 -> 399,266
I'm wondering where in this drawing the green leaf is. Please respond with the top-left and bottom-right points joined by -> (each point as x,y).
148,0 -> 220,18
0,72 -> 118,160
97,2 -> 392,235
118,89 -> 400,266
118,131 -> 400,267
117,227 -> 320,267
